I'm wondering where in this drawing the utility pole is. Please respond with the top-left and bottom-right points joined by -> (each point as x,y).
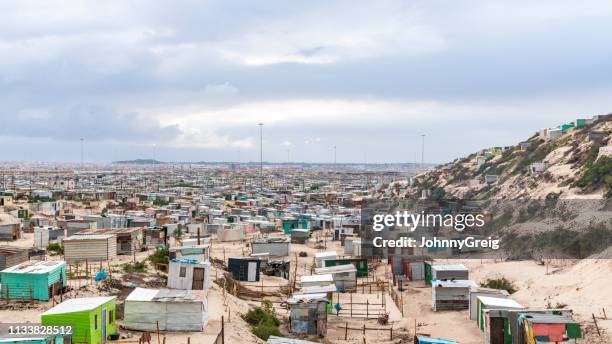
80,138 -> 84,172
258,123 -> 263,191
420,134 -> 425,168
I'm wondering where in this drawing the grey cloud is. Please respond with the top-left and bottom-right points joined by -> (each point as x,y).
0,104 -> 182,143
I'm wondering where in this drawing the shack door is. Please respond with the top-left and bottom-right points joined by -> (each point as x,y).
490,317 -> 505,344
247,262 -> 257,281
102,308 -> 107,343
192,267 -> 205,290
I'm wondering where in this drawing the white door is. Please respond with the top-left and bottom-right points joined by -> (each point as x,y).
247,262 -> 257,281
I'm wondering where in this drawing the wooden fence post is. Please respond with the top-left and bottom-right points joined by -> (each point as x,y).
221,315 -> 225,344
345,322 -> 348,340
592,314 -> 601,336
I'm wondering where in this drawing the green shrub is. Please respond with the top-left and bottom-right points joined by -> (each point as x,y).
242,300 -> 282,340
573,156 -> 612,197
148,247 -> 169,268
47,243 -> 64,255
480,277 -> 518,294
122,261 -> 147,273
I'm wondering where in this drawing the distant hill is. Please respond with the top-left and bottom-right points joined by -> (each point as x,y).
113,159 -> 164,165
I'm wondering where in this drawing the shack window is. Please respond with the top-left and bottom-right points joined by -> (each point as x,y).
109,310 -> 113,324
179,267 -> 186,277
94,314 -> 98,330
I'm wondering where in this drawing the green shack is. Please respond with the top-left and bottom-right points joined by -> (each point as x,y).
575,118 -> 588,127
41,296 -> 117,344
324,258 -> 368,277
1,260 -> 66,301
559,123 -> 575,132
282,219 -> 308,234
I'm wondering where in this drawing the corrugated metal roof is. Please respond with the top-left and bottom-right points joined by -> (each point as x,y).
266,336 -> 319,344
477,295 -> 524,308
64,234 -> 115,240
0,245 -> 27,255
301,274 -> 333,283
314,251 -> 337,258
301,285 -> 337,294
314,264 -> 356,274
431,264 -> 468,271
432,279 -> 477,288
2,260 -> 65,274
288,293 -> 328,303
42,296 -> 115,315
126,287 -> 197,302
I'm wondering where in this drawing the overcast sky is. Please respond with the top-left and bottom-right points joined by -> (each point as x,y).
1,1 -> 611,164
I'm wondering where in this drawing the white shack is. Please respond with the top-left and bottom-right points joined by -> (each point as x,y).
300,274 -> 334,289
468,287 -> 510,321
63,234 -> 117,263
431,264 -> 469,280
218,224 -> 245,242
314,251 -> 337,268
124,287 -> 208,332
167,259 -> 210,290
432,279 -> 478,311
314,264 -> 357,292
251,237 -> 290,257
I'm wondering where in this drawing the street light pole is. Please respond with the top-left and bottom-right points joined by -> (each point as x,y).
421,134 -> 425,168
258,123 -> 264,191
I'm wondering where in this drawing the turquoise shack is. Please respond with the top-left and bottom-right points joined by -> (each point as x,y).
282,219 -> 309,234
1,260 -> 66,301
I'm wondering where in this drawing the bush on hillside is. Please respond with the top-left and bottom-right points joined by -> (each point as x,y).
480,277 -> 518,294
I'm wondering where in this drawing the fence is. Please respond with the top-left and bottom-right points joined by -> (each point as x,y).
329,292 -> 387,319
336,322 -> 396,341
388,283 -> 404,316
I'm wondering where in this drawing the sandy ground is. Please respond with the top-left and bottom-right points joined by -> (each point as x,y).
2,228 -> 611,343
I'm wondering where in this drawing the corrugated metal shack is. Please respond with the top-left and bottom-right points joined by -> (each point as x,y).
314,264 -> 357,292
431,264 -> 469,280
324,258 -> 368,277
468,287 -> 509,321
290,228 -> 309,244
33,226 -> 65,249
167,258 -> 210,290
63,234 -> 117,263
1,260 -> 66,301
315,251 -> 337,268
288,293 -> 328,337
476,296 -> 524,331
431,279 -> 477,311
0,245 -> 29,271
170,245 -> 210,262
76,227 -> 143,255
0,214 -> 21,240
251,237 -> 290,257
507,309 -> 577,344
228,257 -> 261,282
124,287 -> 208,332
